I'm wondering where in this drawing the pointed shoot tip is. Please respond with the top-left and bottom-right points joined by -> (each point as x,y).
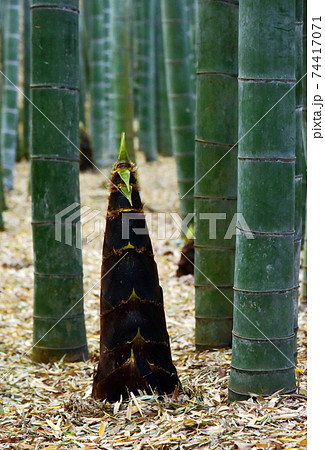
117,132 -> 130,163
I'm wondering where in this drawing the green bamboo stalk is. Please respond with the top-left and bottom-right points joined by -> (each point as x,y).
79,0 -> 94,169
155,0 -> 172,156
293,0 -> 303,362
301,224 -> 307,306
137,0 -> 157,161
0,0 -> 7,226
301,150 -> 307,240
194,0 -> 238,349
0,147 -> 4,230
31,0 -> 88,363
302,0 -> 307,152
89,0 -> 106,167
0,0 -> 6,106
132,0 -> 141,122
108,36 -> 118,166
0,147 -> 4,228
0,2 -> 4,118
22,0 -> 31,160
294,0 -> 303,362
0,166 -> 4,228
79,0 -> 91,125
161,0 -> 195,219
109,0 -> 135,162
103,0 -> 113,166
301,0 -> 307,239
228,0 -> 296,401
184,0 -> 197,108
1,0 -> 20,190
79,4 -> 86,126
0,1 -> 6,43
16,106 -> 25,162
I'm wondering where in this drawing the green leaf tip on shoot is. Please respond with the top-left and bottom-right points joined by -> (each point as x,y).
119,169 -> 131,192
186,224 -> 194,240
120,185 -> 133,206
117,132 -> 130,164
115,132 -> 133,206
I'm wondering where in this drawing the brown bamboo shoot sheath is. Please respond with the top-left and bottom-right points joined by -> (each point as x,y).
92,135 -> 180,401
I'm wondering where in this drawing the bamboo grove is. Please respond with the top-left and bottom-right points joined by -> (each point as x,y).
0,0 -> 307,401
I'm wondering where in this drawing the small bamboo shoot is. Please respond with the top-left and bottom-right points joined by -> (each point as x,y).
92,134 -> 180,401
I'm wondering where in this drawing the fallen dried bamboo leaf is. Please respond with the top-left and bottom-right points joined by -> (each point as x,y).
98,421 -> 106,436
234,441 -> 255,450
0,159 -> 307,450
131,392 -> 143,417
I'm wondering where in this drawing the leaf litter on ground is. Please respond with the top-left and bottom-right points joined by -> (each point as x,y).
0,156 -> 307,449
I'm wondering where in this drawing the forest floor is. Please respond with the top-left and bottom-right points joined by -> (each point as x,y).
0,157 -> 306,449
